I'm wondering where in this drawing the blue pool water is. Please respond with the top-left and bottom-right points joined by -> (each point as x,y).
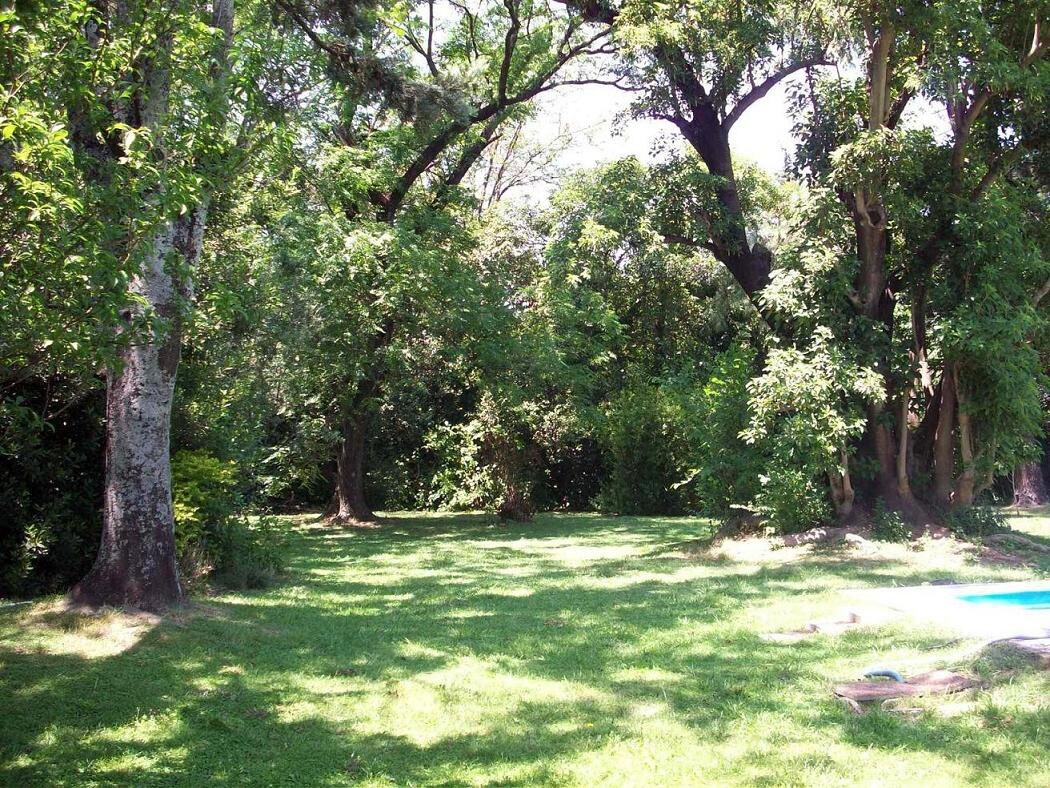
957,590 -> 1050,610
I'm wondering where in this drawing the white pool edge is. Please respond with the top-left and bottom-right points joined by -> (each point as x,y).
847,579 -> 1050,641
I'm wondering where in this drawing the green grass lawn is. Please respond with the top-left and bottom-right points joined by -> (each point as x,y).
2,512 -> 1049,786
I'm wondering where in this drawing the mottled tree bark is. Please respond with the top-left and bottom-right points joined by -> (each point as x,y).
1014,461 -> 1049,507
71,0 -> 232,610
71,226 -> 185,610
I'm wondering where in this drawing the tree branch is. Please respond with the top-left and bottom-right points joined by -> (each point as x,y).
273,0 -> 349,63
498,0 -> 521,105
531,74 -> 638,95
661,232 -> 719,255
724,58 -> 830,130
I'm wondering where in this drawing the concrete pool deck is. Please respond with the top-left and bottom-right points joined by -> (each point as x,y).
849,579 -> 1050,641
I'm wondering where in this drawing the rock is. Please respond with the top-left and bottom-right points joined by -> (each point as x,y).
839,697 -> 865,715
834,670 -> 978,702
985,533 -> 1050,555
763,610 -> 869,641
844,533 -> 869,548
999,638 -> 1050,668
922,525 -> 953,540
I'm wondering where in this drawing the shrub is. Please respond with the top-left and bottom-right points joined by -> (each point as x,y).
172,449 -> 239,555
872,499 -> 910,542
742,329 -> 882,534
426,392 -> 548,518
171,450 -> 285,590
0,388 -> 104,598
945,506 -> 1009,539
749,462 -> 832,534
210,516 -> 287,589
596,381 -> 685,515
678,346 -> 763,517
426,417 -> 502,511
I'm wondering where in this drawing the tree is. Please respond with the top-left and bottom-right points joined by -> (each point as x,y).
1014,461 -> 1049,508
0,3 -> 135,454
776,0 -> 1048,517
280,0 -> 617,522
571,0 -> 835,304
68,0 -> 237,610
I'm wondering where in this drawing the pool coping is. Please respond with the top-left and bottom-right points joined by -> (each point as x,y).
847,579 -> 1050,640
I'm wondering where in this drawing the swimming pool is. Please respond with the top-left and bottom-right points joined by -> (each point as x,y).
852,579 -> 1050,639
957,589 -> 1050,610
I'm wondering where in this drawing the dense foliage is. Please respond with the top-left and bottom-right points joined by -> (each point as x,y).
0,0 -> 1047,601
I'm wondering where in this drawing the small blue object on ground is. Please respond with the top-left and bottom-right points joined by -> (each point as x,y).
863,669 -> 905,683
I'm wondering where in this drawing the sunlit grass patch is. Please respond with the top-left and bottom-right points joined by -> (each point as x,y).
0,600 -> 161,659
1,510 -> 1048,786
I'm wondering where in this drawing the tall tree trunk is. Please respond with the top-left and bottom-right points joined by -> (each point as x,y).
862,400 -> 900,501
71,226 -> 184,610
828,448 -> 855,517
324,313 -> 393,525
933,365 -> 956,504
896,386 -> 912,498
329,413 -> 376,523
71,0 -> 233,609
953,365 -> 976,506
1014,461 -> 1049,507
846,15 -> 910,510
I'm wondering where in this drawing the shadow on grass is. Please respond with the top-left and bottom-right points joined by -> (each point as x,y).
1,512 -> 1046,785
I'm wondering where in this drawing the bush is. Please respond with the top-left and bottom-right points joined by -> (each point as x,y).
210,516 -> 287,589
0,387 -> 104,598
425,392 -> 548,518
872,499 -> 910,542
171,450 -> 285,590
945,506 -> 1009,539
596,381 -> 686,515
171,449 -> 239,557
742,330 -> 882,534
749,462 -> 832,534
678,347 -> 763,517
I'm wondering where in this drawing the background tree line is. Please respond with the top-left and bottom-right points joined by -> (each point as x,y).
1,0 -> 1047,608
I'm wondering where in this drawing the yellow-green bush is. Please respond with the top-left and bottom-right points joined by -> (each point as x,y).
171,450 -> 285,589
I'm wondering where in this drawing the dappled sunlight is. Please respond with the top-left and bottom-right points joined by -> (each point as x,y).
445,608 -> 495,620
475,537 -> 648,566
482,586 -> 534,598
2,513 -> 1048,786
0,601 -> 160,659
488,564 -> 545,578
581,562 -> 736,590
611,666 -> 685,685
685,530 -> 1039,587
1004,507 -> 1050,539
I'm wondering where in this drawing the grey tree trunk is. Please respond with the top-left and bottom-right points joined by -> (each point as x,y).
71,225 -> 185,609
71,0 -> 232,610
